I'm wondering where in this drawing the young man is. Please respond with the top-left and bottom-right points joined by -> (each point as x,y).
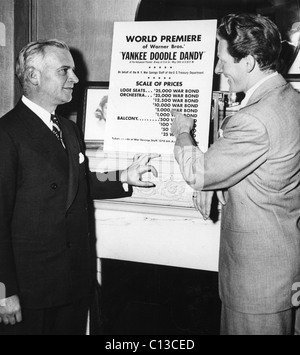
172,14 -> 300,335
0,40 -> 158,335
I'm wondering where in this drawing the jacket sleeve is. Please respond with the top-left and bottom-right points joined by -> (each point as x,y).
88,170 -> 133,200
175,111 -> 270,191
0,126 -> 19,298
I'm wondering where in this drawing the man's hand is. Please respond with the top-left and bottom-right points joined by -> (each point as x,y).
0,295 -> 22,325
171,110 -> 195,138
120,154 -> 160,188
193,190 -> 227,220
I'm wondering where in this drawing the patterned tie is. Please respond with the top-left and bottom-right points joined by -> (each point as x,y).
51,114 -> 65,148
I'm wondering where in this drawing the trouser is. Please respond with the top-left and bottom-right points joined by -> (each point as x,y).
220,304 -> 300,335
0,296 -> 90,335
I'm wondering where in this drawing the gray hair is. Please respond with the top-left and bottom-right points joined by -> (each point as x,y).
16,39 -> 70,88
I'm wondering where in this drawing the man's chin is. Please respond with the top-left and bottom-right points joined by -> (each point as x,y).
228,82 -> 235,91
228,81 -> 243,93
61,95 -> 73,104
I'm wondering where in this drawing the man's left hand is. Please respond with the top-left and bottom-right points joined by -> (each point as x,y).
120,154 -> 160,188
193,190 -> 227,220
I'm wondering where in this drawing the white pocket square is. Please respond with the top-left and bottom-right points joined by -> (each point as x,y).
79,153 -> 85,164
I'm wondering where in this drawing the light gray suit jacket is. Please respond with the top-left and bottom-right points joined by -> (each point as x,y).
175,75 -> 300,314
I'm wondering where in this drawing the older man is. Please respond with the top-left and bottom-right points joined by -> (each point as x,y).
0,39 -> 158,335
172,14 -> 300,335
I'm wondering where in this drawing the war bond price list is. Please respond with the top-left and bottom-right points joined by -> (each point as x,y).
153,88 -> 200,139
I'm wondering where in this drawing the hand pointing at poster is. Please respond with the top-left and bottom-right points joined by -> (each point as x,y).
120,154 -> 160,188
171,110 -> 195,138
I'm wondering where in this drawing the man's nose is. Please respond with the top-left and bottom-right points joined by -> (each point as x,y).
215,60 -> 223,75
69,70 -> 79,84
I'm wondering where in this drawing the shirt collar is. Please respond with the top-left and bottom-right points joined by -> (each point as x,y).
22,96 -> 55,130
240,72 -> 279,108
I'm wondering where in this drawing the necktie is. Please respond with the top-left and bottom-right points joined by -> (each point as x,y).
51,114 -> 65,148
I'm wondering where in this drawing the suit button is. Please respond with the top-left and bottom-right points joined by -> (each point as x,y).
51,183 -> 58,190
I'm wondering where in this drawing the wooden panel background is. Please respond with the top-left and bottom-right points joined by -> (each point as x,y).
34,0 -> 140,81
14,0 -> 31,103
0,0 -> 15,117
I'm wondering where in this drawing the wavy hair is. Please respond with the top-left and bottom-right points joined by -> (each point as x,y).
16,39 -> 70,89
217,14 -> 282,72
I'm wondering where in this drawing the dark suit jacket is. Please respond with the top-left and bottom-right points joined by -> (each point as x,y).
0,101 -> 131,309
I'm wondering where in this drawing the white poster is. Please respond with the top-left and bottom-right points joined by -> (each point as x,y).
104,20 -> 217,155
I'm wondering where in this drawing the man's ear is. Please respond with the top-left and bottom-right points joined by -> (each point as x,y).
245,55 -> 256,73
26,67 -> 40,86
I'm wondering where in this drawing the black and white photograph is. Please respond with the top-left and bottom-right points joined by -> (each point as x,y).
1,0 -> 300,339
82,82 -> 109,148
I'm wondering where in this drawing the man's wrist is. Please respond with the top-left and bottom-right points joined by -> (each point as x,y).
176,131 -> 190,138
119,170 -> 128,184
119,170 -> 130,192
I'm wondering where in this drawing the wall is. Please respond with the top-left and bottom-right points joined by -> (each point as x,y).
32,0 -> 140,81
0,0 -> 140,117
0,0 -> 15,117
27,0 -> 140,120
0,0 -> 31,116
14,0 -> 31,103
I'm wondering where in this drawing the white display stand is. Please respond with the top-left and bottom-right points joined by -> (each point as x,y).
87,149 -> 221,273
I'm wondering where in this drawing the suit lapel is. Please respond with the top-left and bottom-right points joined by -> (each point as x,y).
16,101 -> 80,211
15,101 -> 69,175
